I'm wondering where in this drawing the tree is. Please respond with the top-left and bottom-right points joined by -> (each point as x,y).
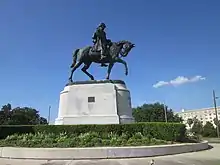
1,103 -> 12,113
0,103 -> 12,125
213,118 -> 220,128
187,118 -> 193,128
0,103 -> 48,125
132,102 -> 183,123
202,121 -> 216,137
191,117 -> 203,135
39,117 -> 48,124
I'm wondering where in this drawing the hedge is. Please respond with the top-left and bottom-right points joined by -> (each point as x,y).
0,122 -> 186,142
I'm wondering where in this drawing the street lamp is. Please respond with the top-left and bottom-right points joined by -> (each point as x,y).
48,105 -> 51,125
163,103 -> 168,123
213,90 -> 219,138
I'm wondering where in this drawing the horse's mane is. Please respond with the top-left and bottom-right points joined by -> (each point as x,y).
115,40 -> 130,46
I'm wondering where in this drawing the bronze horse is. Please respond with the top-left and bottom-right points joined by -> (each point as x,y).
68,40 -> 135,82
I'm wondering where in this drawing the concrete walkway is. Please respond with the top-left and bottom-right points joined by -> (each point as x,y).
0,144 -> 220,165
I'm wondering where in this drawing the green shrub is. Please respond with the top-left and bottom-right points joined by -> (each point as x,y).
0,122 -> 186,142
0,132 -> 171,148
0,125 -> 34,139
202,122 -> 217,137
185,131 -> 202,143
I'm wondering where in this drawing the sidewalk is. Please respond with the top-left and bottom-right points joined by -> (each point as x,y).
203,137 -> 220,143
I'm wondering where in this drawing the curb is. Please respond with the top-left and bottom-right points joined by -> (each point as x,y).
0,141 -> 209,160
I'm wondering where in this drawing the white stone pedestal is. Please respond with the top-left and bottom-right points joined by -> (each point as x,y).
55,80 -> 134,125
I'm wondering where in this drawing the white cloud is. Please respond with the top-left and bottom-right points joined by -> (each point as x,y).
153,75 -> 206,88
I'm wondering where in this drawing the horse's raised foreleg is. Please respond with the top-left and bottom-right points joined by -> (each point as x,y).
68,61 -> 83,82
106,63 -> 114,80
81,62 -> 94,80
115,58 -> 128,76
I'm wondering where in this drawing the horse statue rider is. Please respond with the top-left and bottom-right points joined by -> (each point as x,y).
92,22 -> 112,67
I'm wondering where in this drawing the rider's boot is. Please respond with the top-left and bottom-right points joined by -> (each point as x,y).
100,53 -> 108,67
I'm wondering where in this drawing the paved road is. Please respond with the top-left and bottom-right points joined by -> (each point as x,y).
0,144 -> 220,165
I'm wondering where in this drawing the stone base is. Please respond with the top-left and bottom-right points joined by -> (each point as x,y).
55,80 -> 134,125
0,141 -> 209,159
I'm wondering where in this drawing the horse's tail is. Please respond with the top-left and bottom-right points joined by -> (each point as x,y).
70,49 -> 80,68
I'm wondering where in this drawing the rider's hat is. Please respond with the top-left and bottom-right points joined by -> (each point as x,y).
98,22 -> 106,28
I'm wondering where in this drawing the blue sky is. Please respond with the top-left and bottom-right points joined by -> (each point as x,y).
1,0 -> 220,121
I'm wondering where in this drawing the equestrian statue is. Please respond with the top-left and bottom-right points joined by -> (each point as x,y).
68,22 -> 135,82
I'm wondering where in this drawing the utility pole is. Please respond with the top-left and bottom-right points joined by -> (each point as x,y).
48,106 -> 51,125
164,103 -> 168,123
213,90 -> 219,138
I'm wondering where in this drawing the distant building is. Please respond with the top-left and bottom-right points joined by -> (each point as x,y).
175,107 -> 220,128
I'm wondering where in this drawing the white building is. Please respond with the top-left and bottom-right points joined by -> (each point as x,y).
176,107 -> 220,128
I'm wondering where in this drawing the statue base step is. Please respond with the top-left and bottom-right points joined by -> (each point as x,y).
55,80 -> 134,125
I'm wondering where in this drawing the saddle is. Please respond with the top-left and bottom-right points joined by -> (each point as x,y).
91,39 -> 112,53
89,47 -> 100,56
90,47 -> 100,53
